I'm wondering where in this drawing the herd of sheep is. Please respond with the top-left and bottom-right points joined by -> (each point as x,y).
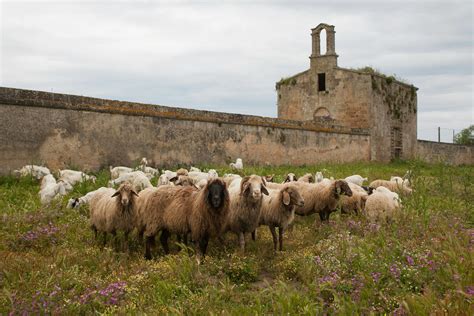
12,158 -> 413,263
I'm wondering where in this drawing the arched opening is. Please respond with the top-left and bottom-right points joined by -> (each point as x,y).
313,107 -> 331,120
320,28 -> 327,55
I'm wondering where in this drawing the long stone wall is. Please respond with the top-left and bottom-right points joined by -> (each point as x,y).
416,140 -> 473,165
0,87 -> 371,174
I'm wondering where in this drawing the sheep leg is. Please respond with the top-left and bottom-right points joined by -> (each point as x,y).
160,230 -> 170,254
138,229 -> 144,244
278,227 -> 284,251
124,231 -> 129,252
111,230 -> 118,251
251,230 -> 256,241
238,232 -> 246,252
145,236 -> 154,260
102,232 -> 107,248
269,225 -> 278,251
92,226 -> 98,240
195,236 -> 209,264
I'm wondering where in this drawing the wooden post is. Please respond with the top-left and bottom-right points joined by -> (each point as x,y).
438,127 -> 441,143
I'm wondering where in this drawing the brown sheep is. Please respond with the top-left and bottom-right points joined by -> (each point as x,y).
139,178 -> 229,262
339,183 -> 369,215
89,182 -> 138,251
290,180 -> 353,222
258,184 -> 304,251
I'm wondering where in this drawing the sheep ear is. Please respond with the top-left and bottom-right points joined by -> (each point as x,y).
111,191 -> 120,197
240,176 -> 251,195
132,190 -> 139,197
260,176 -> 267,186
283,176 -> 290,184
261,185 -> 269,196
282,191 -> 291,205
169,176 -> 178,183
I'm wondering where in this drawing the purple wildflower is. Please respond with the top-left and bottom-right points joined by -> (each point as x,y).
389,264 -> 400,279
371,272 -> 381,283
466,286 -> 474,296
406,255 -> 414,266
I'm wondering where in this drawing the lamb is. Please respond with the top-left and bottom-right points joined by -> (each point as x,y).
258,184 -> 304,251
39,174 -> 73,205
109,166 -> 133,180
287,180 -> 353,221
58,169 -> 96,186
139,178 -> 229,263
344,175 -> 368,186
297,173 -> 315,183
157,174 -> 173,186
13,165 -> 51,180
67,187 -> 110,209
369,179 -> 412,195
364,187 -> 401,222
224,175 -> 269,251
89,182 -> 139,250
339,183 -> 369,215
229,158 -> 243,170
282,173 -> 297,183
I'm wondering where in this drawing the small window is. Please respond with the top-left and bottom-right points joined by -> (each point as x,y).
318,73 -> 326,91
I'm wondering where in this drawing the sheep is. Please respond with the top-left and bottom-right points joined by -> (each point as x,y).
288,180 -> 353,222
190,166 -> 201,172
176,168 -> 189,176
344,175 -> 368,186
265,174 -> 275,183
89,182 -> 139,250
161,170 -> 178,182
390,176 -> 411,188
188,170 -> 219,183
230,158 -> 243,170
139,178 -> 229,263
222,174 -> 242,187
297,173 -> 315,183
258,184 -> 304,251
339,183 -> 369,215
39,175 -> 73,205
175,175 -> 198,188
224,175 -> 269,252
282,173 -> 297,183
130,172 -> 153,192
369,179 -> 412,195
157,174 -> 173,187
109,166 -> 133,180
67,187 -> 110,209
315,171 -> 324,183
59,169 -> 96,186
364,188 -> 401,222
108,171 -> 149,189
13,165 -> 51,179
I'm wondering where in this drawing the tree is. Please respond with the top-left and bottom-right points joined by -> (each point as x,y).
454,125 -> 474,145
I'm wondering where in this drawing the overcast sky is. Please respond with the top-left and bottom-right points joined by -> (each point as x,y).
1,0 -> 472,141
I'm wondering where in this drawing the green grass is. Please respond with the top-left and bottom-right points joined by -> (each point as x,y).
0,161 -> 473,314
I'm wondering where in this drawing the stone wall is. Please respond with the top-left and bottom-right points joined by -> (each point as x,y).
416,141 -> 473,165
0,87 -> 371,174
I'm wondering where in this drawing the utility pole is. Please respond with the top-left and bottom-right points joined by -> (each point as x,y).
452,129 -> 455,143
438,127 -> 441,143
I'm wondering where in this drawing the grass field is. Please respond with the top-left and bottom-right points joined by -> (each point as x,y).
0,160 -> 473,314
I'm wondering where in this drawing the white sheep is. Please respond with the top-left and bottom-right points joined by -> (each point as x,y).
161,170 -> 178,182
188,170 -> 218,183
109,166 -> 133,180
258,184 -> 304,251
224,175 -> 269,251
89,182 -> 139,250
109,171 -> 152,192
364,187 -> 401,222
390,176 -> 411,188
13,165 -> 51,180
190,166 -> 201,172
59,169 -> 96,186
157,174 -> 173,186
229,158 -> 243,170
344,175 -> 368,186
39,175 -> 73,205
315,171 -> 324,183
67,187 -> 110,209
282,173 -> 297,183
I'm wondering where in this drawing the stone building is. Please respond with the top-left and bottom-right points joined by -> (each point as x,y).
276,23 -> 418,162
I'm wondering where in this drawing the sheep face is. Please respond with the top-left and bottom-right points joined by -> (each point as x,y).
283,173 -> 297,183
265,174 -> 274,182
207,179 -> 228,210
282,186 -> 304,208
112,183 -> 138,208
315,172 -> 324,183
334,180 -> 352,198
241,175 -> 269,200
